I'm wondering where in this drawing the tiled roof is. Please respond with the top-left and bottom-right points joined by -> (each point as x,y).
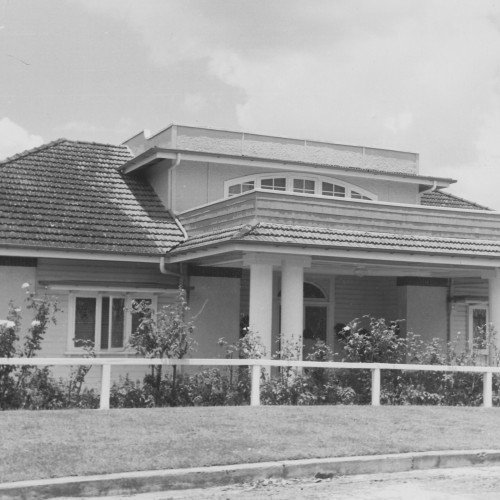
171,222 -> 500,258
421,190 -> 490,211
0,140 -> 185,255
173,225 -> 248,253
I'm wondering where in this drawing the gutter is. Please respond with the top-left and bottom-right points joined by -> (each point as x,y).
169,153 -> 182,212
420,180 -> 438,194
159,206 -> 188,277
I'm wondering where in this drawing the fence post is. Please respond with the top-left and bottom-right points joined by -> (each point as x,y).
100,363 -> 111,410
371,368 -> 381,406
251,364 -> 261,406
483,371 -> 493,408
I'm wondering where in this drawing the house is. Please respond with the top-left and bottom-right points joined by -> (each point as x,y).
1,124 -> 500,376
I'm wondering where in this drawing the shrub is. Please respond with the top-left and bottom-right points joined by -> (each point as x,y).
0,286 -> 98,410
336,316 -> 500,406
129,288 -> 197,406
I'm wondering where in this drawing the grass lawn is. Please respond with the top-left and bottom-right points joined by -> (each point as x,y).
1,405 -> 499,483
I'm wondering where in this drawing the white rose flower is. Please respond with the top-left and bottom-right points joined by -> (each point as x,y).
31,320 -> 41,327
0,319 -> 16,329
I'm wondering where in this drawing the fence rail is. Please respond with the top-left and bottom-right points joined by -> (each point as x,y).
1,357 -> 499,410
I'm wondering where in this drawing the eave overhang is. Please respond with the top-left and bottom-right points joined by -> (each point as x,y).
119,147 -> 456,190
0,245 -> 167,263
165,240 -> 500,270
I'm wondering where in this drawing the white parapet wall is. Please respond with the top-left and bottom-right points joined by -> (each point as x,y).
123,124 -> 419,175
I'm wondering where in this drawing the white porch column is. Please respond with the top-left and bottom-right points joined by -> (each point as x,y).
244,254 -> 280,358
488,271 -> 500,352
280,256 -> 311,360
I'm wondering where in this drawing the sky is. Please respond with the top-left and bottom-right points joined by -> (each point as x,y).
1,0 -> 500,208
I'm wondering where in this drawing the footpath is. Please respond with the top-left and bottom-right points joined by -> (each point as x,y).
1,450 -> 500,499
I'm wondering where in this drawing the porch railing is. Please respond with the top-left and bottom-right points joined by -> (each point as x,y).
0,357 -> 499,410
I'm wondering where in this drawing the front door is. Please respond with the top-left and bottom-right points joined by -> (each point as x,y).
303,305 -> 327,358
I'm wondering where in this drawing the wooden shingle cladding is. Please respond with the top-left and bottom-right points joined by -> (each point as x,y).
0,140 -> 185,256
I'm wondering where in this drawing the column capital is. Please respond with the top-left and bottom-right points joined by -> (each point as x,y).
281,255 -> 312,269
481,268 -> 500,280
243,252 -> 282,267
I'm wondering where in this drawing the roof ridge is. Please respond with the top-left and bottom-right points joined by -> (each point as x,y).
254,221 -> 500,245
0,139 -> 131,168
0,138 -> 67,166
59,139 -> 131,151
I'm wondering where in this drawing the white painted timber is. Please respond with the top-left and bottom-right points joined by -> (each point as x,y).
489,272 -> 500,351
484,371 -> 493,408
3,357 -> 500,409
246,255 -> 277,357
281,257 -> 310,360
371,368 -> 381,406
100,364 -> 111,411
251,365 -> 261,406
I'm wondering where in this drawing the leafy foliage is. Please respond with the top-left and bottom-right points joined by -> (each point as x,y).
128,288 -> 197,405
0,285 -> 98,410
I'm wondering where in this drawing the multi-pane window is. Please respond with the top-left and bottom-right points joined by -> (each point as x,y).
293,179 -> 315,194
351,190 -> 371,200
468,304 -> 488,353
322,182 -> 346,198
74,297 -> 97,347
100,297 -> 125,349
261,177 -> 287,191
227,180 -> 255,196
131,298 -> 152,335
225,173 -> 375,201
72,294 -> 154,351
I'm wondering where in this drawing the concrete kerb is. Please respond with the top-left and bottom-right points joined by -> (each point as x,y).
2,450 -> 500,500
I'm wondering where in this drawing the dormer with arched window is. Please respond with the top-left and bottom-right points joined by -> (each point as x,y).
224,172 -> 377,201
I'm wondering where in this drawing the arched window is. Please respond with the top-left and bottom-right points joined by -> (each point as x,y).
304,282 -> 327,300
224,172 -> 376,201
277,282 -> 327,300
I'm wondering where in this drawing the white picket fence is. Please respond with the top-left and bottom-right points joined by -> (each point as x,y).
1,357 -> 499,410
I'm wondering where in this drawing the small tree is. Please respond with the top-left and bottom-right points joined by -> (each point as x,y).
129,288 -> 196,405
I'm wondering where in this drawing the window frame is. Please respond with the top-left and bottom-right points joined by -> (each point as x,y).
68,292 -> 158,354
224,172 -> 377,201
467,302 -> 489,355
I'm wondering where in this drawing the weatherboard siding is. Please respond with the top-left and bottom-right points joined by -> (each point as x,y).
334,276 -> 399,327
449,278 -> 489,353
170,160 -> 419,213
179,191 -> 500,241
36,258 -> 178,288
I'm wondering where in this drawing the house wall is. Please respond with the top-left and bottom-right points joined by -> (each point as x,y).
449,277 -> 489,352
334,276 -> 399,327
404,286 -> 448,343
144,159 -> 171,208
169,160 -> 420,213
188,275 -> 241,359
127,125 -> 419,175
0,264 -> 37,333
4,258 -> 177,386
36,258 -> 179,286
